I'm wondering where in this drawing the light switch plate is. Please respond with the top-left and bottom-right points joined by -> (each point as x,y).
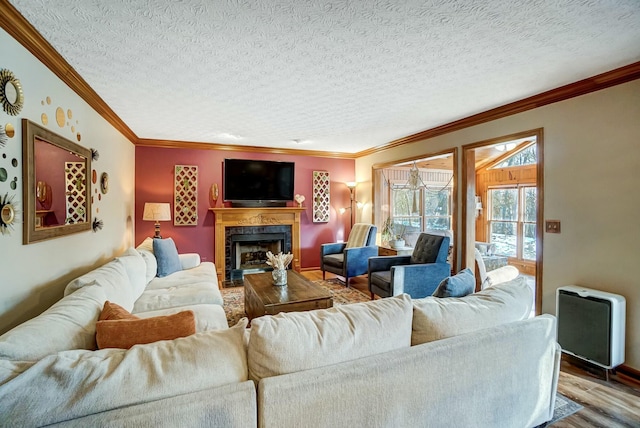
546,220 -> 561,233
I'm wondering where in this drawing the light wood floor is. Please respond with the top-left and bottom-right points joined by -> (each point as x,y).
301,270 -> 640,427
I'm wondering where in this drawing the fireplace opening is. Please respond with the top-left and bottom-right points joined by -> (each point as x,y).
230,233 -> 285,280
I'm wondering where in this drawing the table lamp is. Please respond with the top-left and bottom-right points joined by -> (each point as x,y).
143,202 -> 171,239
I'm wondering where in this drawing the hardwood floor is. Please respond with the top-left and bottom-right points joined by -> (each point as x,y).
554,357 -> 640,427
301,270 -> 640,427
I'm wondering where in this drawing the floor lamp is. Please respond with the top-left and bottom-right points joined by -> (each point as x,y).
339,182 -> 358,228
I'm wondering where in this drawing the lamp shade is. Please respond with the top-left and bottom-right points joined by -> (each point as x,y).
143,203 -> 171,222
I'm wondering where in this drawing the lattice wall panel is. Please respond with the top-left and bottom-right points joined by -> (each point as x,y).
174,165 -> 198,226
65,161 -> 87,224
312,170 -> 330,223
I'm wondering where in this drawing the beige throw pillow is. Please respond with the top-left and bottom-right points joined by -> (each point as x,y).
411,276 -> 532,345
247,294 -> 412,382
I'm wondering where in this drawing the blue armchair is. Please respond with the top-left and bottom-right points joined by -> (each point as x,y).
368,233 -> 451,299
321,223 -> 378,285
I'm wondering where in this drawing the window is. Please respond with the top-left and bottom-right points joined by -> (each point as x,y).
391,185 -> 452,233
493,144 -> 537,168
488,185 -> 536,260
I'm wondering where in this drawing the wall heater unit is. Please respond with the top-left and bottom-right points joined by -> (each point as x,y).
556,285 -> 625,369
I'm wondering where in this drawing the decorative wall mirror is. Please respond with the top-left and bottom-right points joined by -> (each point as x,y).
0,193 -> 17,235
22,119 -> 91,244
0,69 -> 24,116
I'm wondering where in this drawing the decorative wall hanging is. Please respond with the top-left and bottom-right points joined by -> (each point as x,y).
0,125 -> 8,147
92,217 -> 104,232
209,183 -> 218,207
91,148 -> 99,161
0,193 -> 18,235
65,161 -> 87,224
100,172 -> 109,194
294,193 -> 305,207
4,123 -> 15,138
174,165 -> 198,226
40,96 -> 82,142
0,69 -> 24,116
312,171 -> 330,223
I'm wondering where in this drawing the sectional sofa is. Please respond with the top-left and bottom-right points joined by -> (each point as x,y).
0,244 -> 560,427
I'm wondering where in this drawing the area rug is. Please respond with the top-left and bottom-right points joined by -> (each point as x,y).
220,278 -> 369,327
536,393 -> 583,427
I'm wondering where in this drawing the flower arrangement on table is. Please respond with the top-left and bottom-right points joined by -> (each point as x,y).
266,251 -> 294,270
266,251 -> 293,286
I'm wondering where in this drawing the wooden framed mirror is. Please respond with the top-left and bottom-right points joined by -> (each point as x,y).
22,119 -> 91,244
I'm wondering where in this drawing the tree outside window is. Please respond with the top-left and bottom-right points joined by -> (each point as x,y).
391,186 -> 451,234
488,186 -> 536,260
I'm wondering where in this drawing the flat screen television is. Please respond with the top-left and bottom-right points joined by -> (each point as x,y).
223,158 -> 295,207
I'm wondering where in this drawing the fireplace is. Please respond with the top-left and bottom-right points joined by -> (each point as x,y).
211,207 -> 304,283
230,232 -> 287,280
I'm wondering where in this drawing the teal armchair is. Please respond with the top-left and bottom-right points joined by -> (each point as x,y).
321,224 -> 378,285
368,233 -> 450,299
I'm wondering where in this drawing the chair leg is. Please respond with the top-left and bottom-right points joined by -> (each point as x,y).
322,271 -> 325,280
344,276 -> 349,287
370,292 -> 374,300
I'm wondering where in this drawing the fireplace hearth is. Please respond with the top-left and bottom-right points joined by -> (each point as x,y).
230,232 -> 286,280
225,226 -> 291,281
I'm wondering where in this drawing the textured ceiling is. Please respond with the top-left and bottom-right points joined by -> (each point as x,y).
8,0 -> 640,154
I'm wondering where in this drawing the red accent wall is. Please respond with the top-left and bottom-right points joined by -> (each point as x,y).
135,147 -> 356,269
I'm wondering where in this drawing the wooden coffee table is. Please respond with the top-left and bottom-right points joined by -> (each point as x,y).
244,270 -> 333,321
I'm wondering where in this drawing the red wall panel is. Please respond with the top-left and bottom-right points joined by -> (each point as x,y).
135,146 -> 356,269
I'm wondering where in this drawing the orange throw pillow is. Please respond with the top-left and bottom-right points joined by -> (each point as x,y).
96,310 -> 196,349
99,301 -> 140,321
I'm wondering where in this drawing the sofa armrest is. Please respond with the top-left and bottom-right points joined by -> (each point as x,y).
179,253 -> 201,270
484,265 -> 520,289
343,245 -> 379,278
368,255 -> 411,273
321,242 -> 347,256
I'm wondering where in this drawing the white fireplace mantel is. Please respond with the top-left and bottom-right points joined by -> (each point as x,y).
210,207 -> 305,284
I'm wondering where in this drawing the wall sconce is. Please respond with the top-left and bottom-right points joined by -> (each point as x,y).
143,202 -> 171,239
475,196 -> 483,218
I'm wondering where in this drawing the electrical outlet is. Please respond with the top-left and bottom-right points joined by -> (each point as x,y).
545,220 -> 561,234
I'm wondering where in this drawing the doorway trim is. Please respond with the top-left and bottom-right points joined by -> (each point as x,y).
461,128 -> 544,314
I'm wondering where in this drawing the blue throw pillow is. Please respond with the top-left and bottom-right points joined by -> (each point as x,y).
153,237 -> 182,278
432,268 -> 475,298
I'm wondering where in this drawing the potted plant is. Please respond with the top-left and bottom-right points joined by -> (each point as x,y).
381,217 -> 406,248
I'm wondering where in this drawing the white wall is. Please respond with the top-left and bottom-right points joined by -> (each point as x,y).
0,29 -> 136,334
356,80 -> 640,370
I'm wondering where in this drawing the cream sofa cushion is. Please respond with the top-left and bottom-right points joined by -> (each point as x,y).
137,248 -> 158,284
0,319 -> 248,427
0,285 -> 106,361
116,247 -> 147,297
248,294 -> 412,382
483,265 -> 520,289
64,258 -> 137,312
411,276 -> 532,345
143,261 -> 218,291
132,282 -> 224,313
136,304 -> 229,332
136,236 -> 154,253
